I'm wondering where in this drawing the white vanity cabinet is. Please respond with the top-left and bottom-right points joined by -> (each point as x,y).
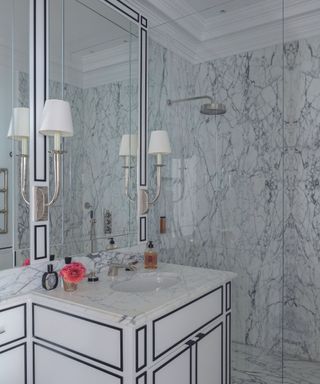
31,280 -> 232,384
0,302 -> 27,384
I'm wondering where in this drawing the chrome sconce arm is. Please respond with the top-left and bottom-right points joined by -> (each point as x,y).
19,154 -> 30,205
119,134 -> 138,202
122,157 -> 136,203
140,130 -> 172,215
46,149 -> 63,207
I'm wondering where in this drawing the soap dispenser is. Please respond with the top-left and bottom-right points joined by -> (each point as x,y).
144,241 -> 158,269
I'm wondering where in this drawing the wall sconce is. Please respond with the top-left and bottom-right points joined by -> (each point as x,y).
39,99 -> 73,207
140,130 -> 171,215
119,134 -> 138,202
7,107 -> 30,205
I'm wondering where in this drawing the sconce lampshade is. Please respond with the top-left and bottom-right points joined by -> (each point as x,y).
148,130 -> 171,155
39,99 -> 74,137
119,134 -> 138,157
7,107 -> 30,140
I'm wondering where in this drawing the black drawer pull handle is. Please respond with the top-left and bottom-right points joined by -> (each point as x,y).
185,340 -> 196,347
195,333 -> 205,339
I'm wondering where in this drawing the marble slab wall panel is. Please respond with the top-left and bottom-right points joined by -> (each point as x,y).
147,39 -> 284,355
48,77 -> 138,259
48,81 -> 85,259
283,36 -> 320,362
81,79 -> 138,254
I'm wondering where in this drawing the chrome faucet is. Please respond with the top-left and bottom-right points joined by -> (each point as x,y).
108,261 -> 138,277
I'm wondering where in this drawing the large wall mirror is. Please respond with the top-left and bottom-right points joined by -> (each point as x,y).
0,0 -> 30,271
46,0 -> 142,259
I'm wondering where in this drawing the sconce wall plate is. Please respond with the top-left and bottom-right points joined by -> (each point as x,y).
139,189 -> 149,215
34,186 -> 48,221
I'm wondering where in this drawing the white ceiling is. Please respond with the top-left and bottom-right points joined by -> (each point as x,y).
127,0 -> 320,63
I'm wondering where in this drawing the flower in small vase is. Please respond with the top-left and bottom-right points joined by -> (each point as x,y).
59,262 -> 86,284
22,258 -> 30,266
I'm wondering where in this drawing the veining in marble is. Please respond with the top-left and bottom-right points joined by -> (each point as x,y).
147,33 -> 320,378
33,262 -> 235,326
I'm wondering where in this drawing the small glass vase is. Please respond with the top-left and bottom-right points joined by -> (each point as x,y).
63,279 -> 77,292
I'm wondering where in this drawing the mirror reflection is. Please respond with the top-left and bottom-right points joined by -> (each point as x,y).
47,0 -> 139,259
0,0 -> 30,271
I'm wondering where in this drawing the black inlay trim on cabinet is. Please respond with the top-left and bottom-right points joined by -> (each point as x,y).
153,346 -> 191,384
226,313 -> 231,384
32,303 -> 123,371
136,371 -> 147,384
33,342 -> 123,384
226,281 -> 231,311
152,285 -> 223,361
34,225 -> 47,260
0,342 -> 27,384
195,322 -> 224,384
0,303 -> 27,348
135,325 -> 147,372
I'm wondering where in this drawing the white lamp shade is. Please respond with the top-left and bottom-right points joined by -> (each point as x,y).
148,130 -> 171,154
7,107 -> 30,140
39,99 -> 73,137
119,134 -> 138,157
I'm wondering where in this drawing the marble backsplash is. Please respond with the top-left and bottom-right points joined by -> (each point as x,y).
147,36 -> 320,362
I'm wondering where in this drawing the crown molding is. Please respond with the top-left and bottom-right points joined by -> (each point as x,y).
124,0 -> 320,64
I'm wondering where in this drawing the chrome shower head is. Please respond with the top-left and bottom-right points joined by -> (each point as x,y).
200,102 -> 226,115
167,95 -> 226,115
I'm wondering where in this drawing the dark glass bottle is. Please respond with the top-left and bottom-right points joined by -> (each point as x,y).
42,264 -> 58,290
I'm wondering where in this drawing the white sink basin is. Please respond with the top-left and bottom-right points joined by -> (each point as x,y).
111,272 -> 180,293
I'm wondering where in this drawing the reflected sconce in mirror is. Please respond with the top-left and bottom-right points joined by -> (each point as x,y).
140,130 -> 171,215
119,134 -> 138,202
39,99 -> 73,207
7,107 -> 30,205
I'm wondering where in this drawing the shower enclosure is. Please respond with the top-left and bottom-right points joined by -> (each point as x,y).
147,1 -> 320,383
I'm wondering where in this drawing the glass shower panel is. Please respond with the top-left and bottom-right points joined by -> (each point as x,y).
283,3 -> 320,383
148,2 -> 285,383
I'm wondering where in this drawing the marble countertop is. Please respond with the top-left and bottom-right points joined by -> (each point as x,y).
32,262 -> 236,326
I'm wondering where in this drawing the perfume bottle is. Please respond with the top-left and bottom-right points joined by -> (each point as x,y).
144,241 -> 158,269
42,264 -> 58,290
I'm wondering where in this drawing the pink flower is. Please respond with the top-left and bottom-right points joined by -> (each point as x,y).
60,262 -> 86,284
22,258 -> 30,266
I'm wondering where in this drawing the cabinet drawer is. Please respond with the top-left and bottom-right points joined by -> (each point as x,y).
0,304 -> 26,348
32,304 -> 123,371
152,286 -> 223,360
0,343 -> 26,384
33,343 -> 122,384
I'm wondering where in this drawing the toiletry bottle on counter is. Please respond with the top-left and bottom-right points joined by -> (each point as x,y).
42,264 -> 58,290
106,237 -> 117,251
144,241 -> 158,269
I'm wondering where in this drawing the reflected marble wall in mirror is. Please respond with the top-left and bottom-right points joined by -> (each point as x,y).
0,0 -> 30,271
47,0 -> 139,259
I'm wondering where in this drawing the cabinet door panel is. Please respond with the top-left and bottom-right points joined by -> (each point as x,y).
33,343 -> 122,384
197,323 -> 223,384
153,346 -> 191,384
0,343 -> 26,384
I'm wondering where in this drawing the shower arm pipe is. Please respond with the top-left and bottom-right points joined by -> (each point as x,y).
167,95 -> 213,106
20,155 -> 30,206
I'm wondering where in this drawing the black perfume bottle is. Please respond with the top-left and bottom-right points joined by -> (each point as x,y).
42,264 -> 58,290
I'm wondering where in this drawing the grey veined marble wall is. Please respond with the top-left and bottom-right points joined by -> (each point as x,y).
49,77 -> 138,259
148,35 -> 320,362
